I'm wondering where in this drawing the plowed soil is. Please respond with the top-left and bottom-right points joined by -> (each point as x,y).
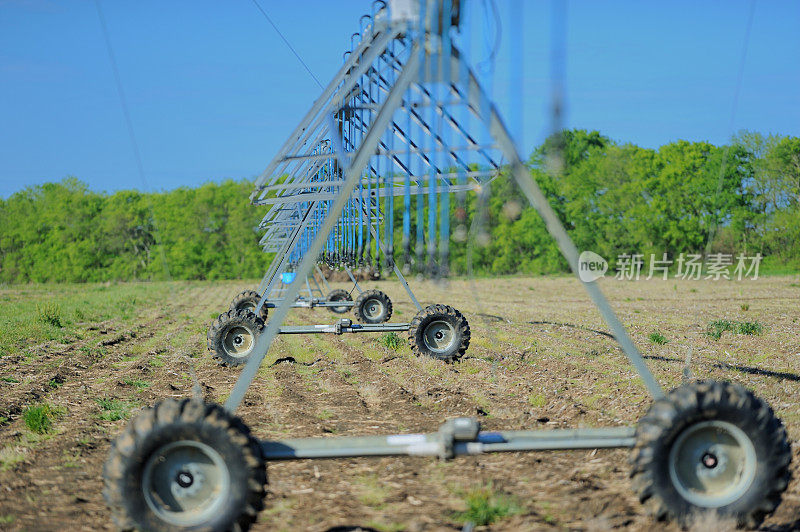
0,276 -> 798,531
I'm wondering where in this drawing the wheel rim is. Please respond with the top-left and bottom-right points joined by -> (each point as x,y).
668,420 -> 757,508
142,440 -> 231,526
362,298 -> 384,320
222,325 -> 255,358
422,319 -> 457,353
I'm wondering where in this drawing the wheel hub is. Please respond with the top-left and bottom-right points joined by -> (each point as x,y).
176,471 -> 194,488
223,325 -> 255,357
423,319 -> 456,353
701,452 -> 719,469
668,420 -> 756,508
364,299 -> 383,319
142,440 -> 231,526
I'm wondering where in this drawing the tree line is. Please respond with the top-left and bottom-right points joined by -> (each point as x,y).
449,130 -> 800,276
0,130 -> 797,283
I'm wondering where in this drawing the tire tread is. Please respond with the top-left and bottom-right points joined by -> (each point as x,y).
229,290 -> 268,321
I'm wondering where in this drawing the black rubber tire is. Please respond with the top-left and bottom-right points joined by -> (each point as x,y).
353,289 -> 393,324
229,289 -> 268,322
326,289 -> 353,314
630,380 -> 792,529
103,398 -> 266,532
207,309 -> 264,367
408,304 -> 470,362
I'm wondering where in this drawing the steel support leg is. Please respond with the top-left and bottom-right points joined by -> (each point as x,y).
305,277 -> 314,298
315,264 -> 332,293
370,225 -> 423,312
309,274 -> 325,297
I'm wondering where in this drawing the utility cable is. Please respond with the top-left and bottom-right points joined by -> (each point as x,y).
94,0 -> 172,282
249,0 -> 325,90
706,0 -> 756,254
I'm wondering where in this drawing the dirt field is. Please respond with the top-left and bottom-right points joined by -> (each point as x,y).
0,275 -> 798,531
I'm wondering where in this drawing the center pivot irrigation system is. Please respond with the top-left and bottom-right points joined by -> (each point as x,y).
103,1 -> 792,530
206,0 -> 508,367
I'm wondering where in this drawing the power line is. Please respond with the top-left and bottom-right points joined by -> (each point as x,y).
94,0 -> 173,281
728,0 -> 757,135
94,0 -> 148,192
706,0 -> 757,253
249,0 -> 324,90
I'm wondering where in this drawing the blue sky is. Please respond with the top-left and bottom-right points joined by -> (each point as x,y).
1,0 -> 798,198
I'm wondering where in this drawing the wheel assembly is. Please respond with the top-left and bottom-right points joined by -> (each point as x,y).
207,309 -> 264,366
630,380 -> 792,528
353,289 -> 393,324
408,304 -> 470,361
326,288 -> 353,314
229,289 -> 268,321
103,399 -> 266,532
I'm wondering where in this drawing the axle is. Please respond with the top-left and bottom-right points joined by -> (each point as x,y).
278,318 -> 409,335
264,298 -> 356,309
261,418 -> 636,461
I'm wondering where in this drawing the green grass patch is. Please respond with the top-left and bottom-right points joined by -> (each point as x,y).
527,393 -> 546,408
339,368 -> 358,384
740,303 -> 750,311
707,320 -> 734,340
453,484 -> 522,526
0,445 -> 26,472
737,321 -> 763,335
648,331 -> 668,345
316,409 -> 334,420
122,377 -> 150,390
0,282 -> 169,358
365,521 -> 405,532
379,331 -> 403,350
356,475 -> 390,508
36,302 -> 62,328
706,320 -> 764,340
461,362 -> 482,375
79,345 -> 108,361
0,376 -> 19,383
97,398 -> 137,421
22,403 -> 66,434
